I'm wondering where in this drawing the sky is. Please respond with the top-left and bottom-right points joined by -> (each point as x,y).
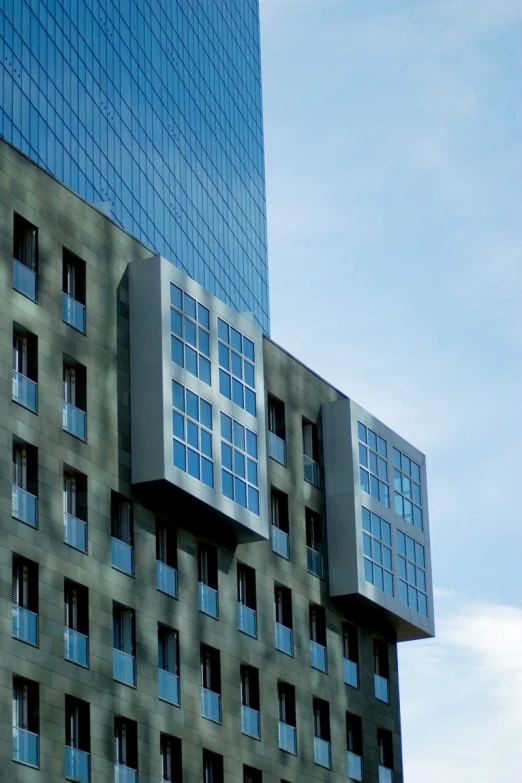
259,1 -> 522,780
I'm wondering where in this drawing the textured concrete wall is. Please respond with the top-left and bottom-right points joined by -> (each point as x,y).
0,140 -> 403,783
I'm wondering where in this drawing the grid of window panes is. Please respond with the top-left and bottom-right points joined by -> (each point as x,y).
220,412 -> 259,515
170,284 -> 211,385
397,530 -> 428,617
362,507 -> 394,596
218,318 -> 256,416
358,422 -> 389,507
392,447 -> 423,530
0,1 -> 270,332
172,380 -> 213,488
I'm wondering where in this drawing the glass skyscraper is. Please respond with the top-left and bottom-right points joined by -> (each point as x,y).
0,0 -> 270,331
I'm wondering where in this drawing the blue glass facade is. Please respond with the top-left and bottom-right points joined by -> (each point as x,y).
0,0 -> 269,332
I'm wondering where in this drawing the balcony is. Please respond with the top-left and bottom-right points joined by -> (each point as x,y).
159,669 -> 180,705
378,765 -> 394,783
12,727 -> 39,767
268,431 -> 287,466
111,538 -> 134,576
156,561 -> 177,598
307,547 -> 323,578
374,673 -> 390,703
347,751 -> 363,781
278,721 -> 296,754
66,746 -> 90,782
198,582 -> 218,618
12,605 -> 38,646
63,401 -> 87,441
241,705 -> 260,738
314,737 -> 331,768
271,525 -> 290,559
114,764 -> 137,783
310,640 -> 327,672
64,628 -> 89,667
275,622 -> 293,656
201,687 -> 221,723
64,513 -> 87,553
12,370 -> 38,413
113,649 -> 136,687
343,658 -> 359,689
237,603 -> 257,637
13,258 -> 37,301
63,293 -> 86,333
12,485 -> 37,527
303,454 -> 321,487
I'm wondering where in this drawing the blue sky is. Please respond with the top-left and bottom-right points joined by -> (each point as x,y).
259,1 -> 522,779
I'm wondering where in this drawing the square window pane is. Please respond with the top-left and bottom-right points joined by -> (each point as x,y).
243,337 -> 255,362
198,303 -> 210,329
373,541 -> 382,565
173,411 -> 185,440
415,542 -> 425,568
402,454 -> 411,475
369,451 -> 378,475
364,558 -> 373,584
231,351 -> 242,379
358,421 -> 367,443
174,441 -> 186,471
218,342 -> 229,369
198,327 -> 210,357
370,474 -> 379,500
221,442 -> 233,470
246,430 -> 258,459
383,547 -> 392,570
360,468 -> 370,494
171,336 -> 184,367
187,420 -> 199,449
359,444 -> 368,467
231,327 -> 242,353
382,520 -> 391,546
399,580 -> 408,605
413,506 -> 423,530
379,482 -> 389,507
186,390 -> 198,421
367,429 -> 377,451
377,436 -> 387,457
170,308 -> 182,336
184,317 -> 197,347
397,529 -> 406,555
232,378 -> 244,408
202,457 -> 213,488
170,284 -> 182,309
219,369 -> 231,399
393,447 -> 402,468
394,492 -> 404,517
248,485 -> 259,514
185,345 -> 198,377
235,477 -> 247,508
411,461 -> 421,482
384,570 -> 394,596
200,399 -> 212,430
222,469 -> 234,499
398,556 -> 407,580
408,585 -> 418,611
183,293 -> 196,320
418,593 -> 428,617
233,421 -> 245,450
199,355 -> 211,386
201,429 -> 212,458
172,380 -> 185,412
374,565 -> 384,591
247,458 -> 258,486
403,498 -> 413,524
245,388 -> 256,416
218,318 -> 229,343
363,533 -> 372,557
220,413 -> 232,443
188,448 -> 200,479
361,506 -> 371,532
244,361 -> 255,388
234,450 -> 245,478
371,513 -> 381,539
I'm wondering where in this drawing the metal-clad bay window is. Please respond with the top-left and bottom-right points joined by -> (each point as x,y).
217,317 -> 256,416
220,413 -> 259,514
362,507 -> 394,596
172,380 -> 213,487
170,283 -> 211,385
358,421 -> 389,507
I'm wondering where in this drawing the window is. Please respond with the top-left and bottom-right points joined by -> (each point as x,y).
13,213 -> 38,301
161,735 -> 182,782
313,699 -> 331,768
373,639 -> 390,704
170,282 -> 211,384
203,749 -> 223,783
343,623 -> 359,689
158,625 -> 180,706
198,543 -> 219,618
362,507 -> 393,596
278,682 -> 297,754
156,520 -> 177,598
241,666 -> 260,738
63,470 -> 88,553
12,556 -> 38,646
244,766 -> 262,783
303,419 -> 321,486
377,728 -> 394,782
201,645 -> 221,723
113,604 -> 136,687
267,396 -> 286,465
309,605 -> 327,672
217,317 -> 256,415
114,717 -> 138,777
63,359 -> 87,441
220,412 -> 259,514
172,380 -> 213,487
237,564 -> 257,637
62,249 -> 86,333
12,325 -> 38,412
358,421 -> 389,507
306,508 -> 323,578
12,677 -> 39,767
111,493 -> 134,575
393,446 -> 423,529
397,530 -> 428,616
65,696 -> 90,783
64,580 -> 89,667
346,713 -> 363,782
12,441 -> 38,528
274,586 -> 293,656
271,489 -> 289,559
